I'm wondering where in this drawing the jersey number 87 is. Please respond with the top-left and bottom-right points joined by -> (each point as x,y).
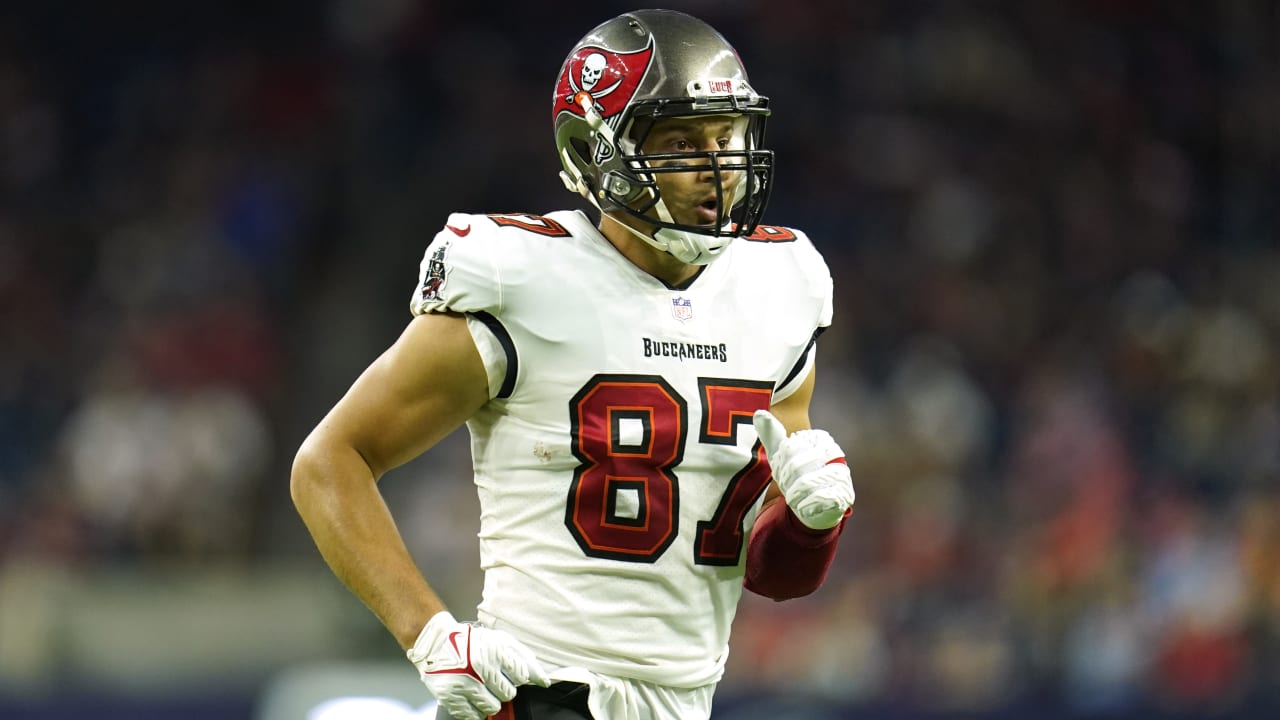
566,373 -> 774,566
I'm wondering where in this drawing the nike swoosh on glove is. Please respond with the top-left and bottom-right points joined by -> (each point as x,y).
407,611 -> 550,720
752,410 -> 856,530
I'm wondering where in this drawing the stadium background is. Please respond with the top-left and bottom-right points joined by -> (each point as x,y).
0,0 -> 1276,718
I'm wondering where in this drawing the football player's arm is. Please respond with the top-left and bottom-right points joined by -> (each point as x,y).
745,366 -> 854,600
756,366 -> 817,508
291,311 -> 489,649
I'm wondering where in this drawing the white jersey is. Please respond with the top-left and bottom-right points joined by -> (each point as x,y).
410,210 -> 833,688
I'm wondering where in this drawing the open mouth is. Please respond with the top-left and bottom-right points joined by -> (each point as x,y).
694,198 -> 720,225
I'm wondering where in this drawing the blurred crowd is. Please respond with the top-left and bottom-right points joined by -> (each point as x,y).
0,0 -> 1276,716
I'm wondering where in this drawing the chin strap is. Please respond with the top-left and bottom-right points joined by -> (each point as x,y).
602,212 -> 729,266
651,201 -> 728,265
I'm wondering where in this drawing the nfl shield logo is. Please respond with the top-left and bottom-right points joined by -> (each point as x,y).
671,296 -> 693,322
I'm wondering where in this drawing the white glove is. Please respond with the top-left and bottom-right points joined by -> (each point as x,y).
752,410 -> 855,530
406,611 -> 550,720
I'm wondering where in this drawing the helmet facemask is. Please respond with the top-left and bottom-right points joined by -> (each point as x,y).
616,105 -> 772,260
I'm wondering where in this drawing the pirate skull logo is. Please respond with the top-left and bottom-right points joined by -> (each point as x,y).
580,53 -> 607,91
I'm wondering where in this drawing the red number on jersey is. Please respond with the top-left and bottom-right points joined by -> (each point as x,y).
742,224 -> 797,242
694,379 -> 775,565
487,213 -> 571,237
567,375 -> 685,562
565,375 -> 774,565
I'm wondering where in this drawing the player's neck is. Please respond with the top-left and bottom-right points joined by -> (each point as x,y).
598,214 -> 701,288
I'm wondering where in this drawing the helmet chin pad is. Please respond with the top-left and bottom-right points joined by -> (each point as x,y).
654,226 -> 728,265
650,197 -> 729,264
607,198 -> 730,266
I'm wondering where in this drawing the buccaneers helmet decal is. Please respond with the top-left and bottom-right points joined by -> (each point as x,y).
553,37 -> 654,125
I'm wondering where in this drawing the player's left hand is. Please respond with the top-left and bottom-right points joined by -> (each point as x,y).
407,611 -> 550,720
753,410 -> 855,530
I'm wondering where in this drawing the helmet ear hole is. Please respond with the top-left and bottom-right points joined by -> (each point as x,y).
570,137 -> 592,165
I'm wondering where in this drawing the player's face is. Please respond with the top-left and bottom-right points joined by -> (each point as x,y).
637,115 -> 747,228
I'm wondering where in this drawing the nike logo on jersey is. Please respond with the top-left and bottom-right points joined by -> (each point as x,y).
643,338 -> 729,362
446,223 -> 470,237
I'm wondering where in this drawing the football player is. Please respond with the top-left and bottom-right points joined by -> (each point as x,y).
292,9 -> 855,720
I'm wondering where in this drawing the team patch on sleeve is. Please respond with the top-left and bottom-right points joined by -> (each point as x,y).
418,240 -> 451,302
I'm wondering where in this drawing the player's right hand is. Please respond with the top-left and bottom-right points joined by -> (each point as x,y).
407,611 -> 550,720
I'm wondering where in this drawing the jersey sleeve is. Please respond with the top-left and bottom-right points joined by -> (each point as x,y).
796,229 -> 834,331
409,212 -> 503,317
408,213 -> 511,398
773,341 -> 816,402
772,227 -> 834,402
